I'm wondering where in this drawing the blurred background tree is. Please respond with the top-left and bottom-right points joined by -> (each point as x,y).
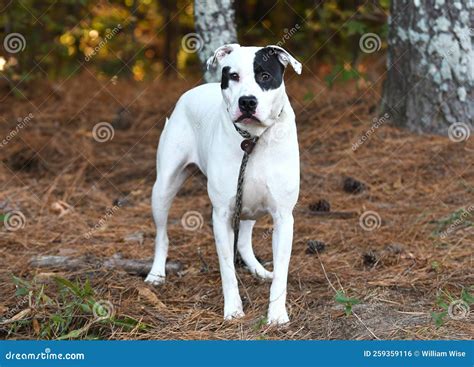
382,0 -> 473,135
194,0 -> 238,83
0,0 -> 389,87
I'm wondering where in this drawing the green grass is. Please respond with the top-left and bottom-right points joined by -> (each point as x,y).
4,275 -> 146,339
334,290 -> 360,316
253,317 -> 268,332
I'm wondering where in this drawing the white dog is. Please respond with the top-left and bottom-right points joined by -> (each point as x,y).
145,44 -> 301,324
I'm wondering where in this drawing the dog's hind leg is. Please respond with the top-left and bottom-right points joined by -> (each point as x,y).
145,166 -> 190,285
238,220 -> 273,280
145,119 -> 192,285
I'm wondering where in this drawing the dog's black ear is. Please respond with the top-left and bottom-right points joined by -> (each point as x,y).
265,45 -> 302,75
206,44 -> 240,70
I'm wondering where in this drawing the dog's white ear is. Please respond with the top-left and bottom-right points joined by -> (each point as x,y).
265,45 -> 302,75
206,43 -> 240,70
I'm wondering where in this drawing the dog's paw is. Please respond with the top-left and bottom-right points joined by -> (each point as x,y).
252,269 -> 273,281
267,311 -> 289,325
224,309 -> 245,320
224,300 -> 245,320
145,273 -> 165,286
223,294 -> 244,320
246,262 -> 273,281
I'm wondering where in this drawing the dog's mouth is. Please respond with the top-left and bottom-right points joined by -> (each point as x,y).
234,114 -> 261,124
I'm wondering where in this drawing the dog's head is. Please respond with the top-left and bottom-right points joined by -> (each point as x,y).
207,44 -> 301,132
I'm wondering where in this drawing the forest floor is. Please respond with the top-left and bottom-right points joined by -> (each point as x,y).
0,72 -> 472,340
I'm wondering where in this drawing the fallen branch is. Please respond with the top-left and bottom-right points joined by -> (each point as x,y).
304,210 -> 358,219
29,254 -> 183,277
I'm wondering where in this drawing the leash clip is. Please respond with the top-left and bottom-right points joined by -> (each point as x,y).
240,138 -> 257,154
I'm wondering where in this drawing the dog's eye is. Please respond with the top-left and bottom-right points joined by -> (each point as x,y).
229,72 -> 239,81
259,72 -> 271,82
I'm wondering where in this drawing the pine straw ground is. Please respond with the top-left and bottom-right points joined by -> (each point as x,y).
0,72 -> 472,340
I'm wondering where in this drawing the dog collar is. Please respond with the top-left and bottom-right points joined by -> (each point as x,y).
233,124 -> 259,153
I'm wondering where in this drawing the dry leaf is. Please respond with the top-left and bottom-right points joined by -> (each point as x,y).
51,200 -> 73,218
393,176 -> 403,189
32,319 -> 40,335
138,287 -> 166,309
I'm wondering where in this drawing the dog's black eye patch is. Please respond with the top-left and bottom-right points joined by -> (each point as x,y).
253,48 -> 284,91
221,66 -> 231,89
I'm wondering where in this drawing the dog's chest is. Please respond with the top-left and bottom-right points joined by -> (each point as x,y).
239,167 -> 272,219
205,119 -> 300,217
234,143 -> 299,219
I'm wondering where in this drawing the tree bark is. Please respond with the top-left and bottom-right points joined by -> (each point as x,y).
382,0 -> 473,135
194,0 -> 238,82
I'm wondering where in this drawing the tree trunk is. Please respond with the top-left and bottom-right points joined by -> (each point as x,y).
194,0 -> 238,82
382,0 -> 473,135
161,0 -> 178,75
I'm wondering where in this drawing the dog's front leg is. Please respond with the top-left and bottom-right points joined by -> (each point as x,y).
267,211 -> 294,324
212,208 -> 244,320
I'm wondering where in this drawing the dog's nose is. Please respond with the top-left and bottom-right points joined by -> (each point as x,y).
238,95 -> 258,114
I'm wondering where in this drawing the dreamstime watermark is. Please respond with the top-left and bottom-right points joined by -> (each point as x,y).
3,210 -> 26,231
447,299 -> 470,320
359,33 -> 381,53
92,122 -> 115,142
3,33 -> 26,53
261,227 -> 273,241
359,210 -> 381,231
352,113 -> 390,151
4,348 -> 85,361
0,113 -> 34,149
0,295 -> 29,323
92,300 -> 115,320
84,205 -> 120,239
448,122 -> 470,143
269,123 -> 291,143
439,205 -> 473,239
278,24 -> 301,46
181,33 -> 203,53
263,24 -> 301,62
181,210 -> 203,231
194,119 -> 203,130
442,28 -> 473,61
84,24 -> 122,62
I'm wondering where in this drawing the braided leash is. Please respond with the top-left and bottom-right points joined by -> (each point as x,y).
232,124 -> 259,263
